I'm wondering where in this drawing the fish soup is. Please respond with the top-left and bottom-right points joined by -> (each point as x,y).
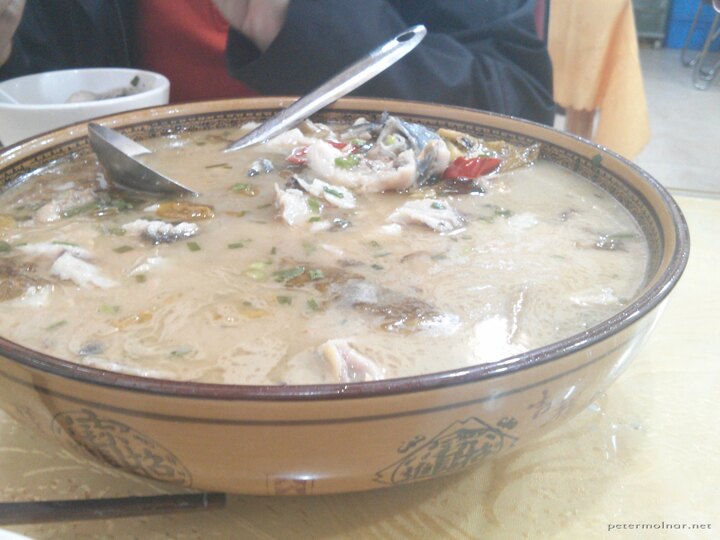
0,115 -> 649,385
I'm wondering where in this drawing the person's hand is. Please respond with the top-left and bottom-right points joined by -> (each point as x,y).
212,0 -> 289,52
0,0 -> 25,66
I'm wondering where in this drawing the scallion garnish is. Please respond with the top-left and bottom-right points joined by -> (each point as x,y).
46,320 -> 67,331
307,197 -> 322,213
232,182 -> 257,196
273,266 -> 305,282
334,155 -> 360,169
206,162 -> 232,169
308,269 -> 324,280
323,186 -> 345,198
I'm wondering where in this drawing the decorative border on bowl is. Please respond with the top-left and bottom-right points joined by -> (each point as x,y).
0,100 -> 689,400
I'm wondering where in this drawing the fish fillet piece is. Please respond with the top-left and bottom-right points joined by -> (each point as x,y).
388,199 -> 464,232
51,252 -> 117,288
318,339 -> 384,382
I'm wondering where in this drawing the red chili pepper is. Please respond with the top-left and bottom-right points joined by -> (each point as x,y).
326,140 -> 348,150
442,157 -> 502,180
287,146 -> 309,165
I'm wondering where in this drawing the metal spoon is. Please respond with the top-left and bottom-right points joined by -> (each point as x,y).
88,123 -> 198,195
88,25 -> 427,196
226,24 -> 426,152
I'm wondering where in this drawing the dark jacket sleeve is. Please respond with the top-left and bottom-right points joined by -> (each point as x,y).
225,0 -> 554,124
0,0 -> 132,82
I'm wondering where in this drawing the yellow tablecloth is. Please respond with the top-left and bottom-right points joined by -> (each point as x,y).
549,0 -> 651,158
1,195 -> 718,539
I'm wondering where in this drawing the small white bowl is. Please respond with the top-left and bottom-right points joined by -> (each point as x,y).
0,68 -> 170,146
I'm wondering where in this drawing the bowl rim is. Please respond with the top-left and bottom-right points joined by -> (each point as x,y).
0,67 -> 170,111
0,97 -> 691,401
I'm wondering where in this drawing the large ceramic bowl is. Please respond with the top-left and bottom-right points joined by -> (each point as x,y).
0,98 -> 689,495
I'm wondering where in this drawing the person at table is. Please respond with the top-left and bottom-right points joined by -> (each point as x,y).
0,0 -> 554,125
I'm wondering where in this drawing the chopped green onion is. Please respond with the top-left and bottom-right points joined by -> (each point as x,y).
99,304 -> 120,314
244,268 -> 266,281
110,198 -> 134,212
113,245 -> 133,254
308,216 -> 322,223
308,269 -> 324,280
431,202 -> 445,210
0,241 -> 11,253
277,295 -> 292,305
323,186 -> 345,198
371,263 -> 384,270
273,266 -> 305,282
307,197 -> 322,213
270,246 -> 277,255
61,202 -> 98,218
130,75 -> 140,87
228,242 -> 245,249
107,226 -> 126,236
171,346 -> 193,357
134,274 -> 147,283
334,155 -> 360,169
231,182 -> 257,196
45,320 -> 67,331
206,162 -> 232,169
306,299 -> 320,311
244,261 -> 268,281
187,241 -> 201,252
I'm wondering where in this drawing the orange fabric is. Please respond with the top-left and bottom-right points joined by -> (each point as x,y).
548,0 -> 650,158
135,0 -> 257,103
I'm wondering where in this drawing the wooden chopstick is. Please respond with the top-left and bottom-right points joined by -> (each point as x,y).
0,492 -> 226,525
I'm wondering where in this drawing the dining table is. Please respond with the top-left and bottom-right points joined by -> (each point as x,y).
0,190 -> 717,539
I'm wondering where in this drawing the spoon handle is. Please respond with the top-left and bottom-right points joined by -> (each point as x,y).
225,24 -> 427,152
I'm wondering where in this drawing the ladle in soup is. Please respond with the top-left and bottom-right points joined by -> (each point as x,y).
87,25 -> 427,196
